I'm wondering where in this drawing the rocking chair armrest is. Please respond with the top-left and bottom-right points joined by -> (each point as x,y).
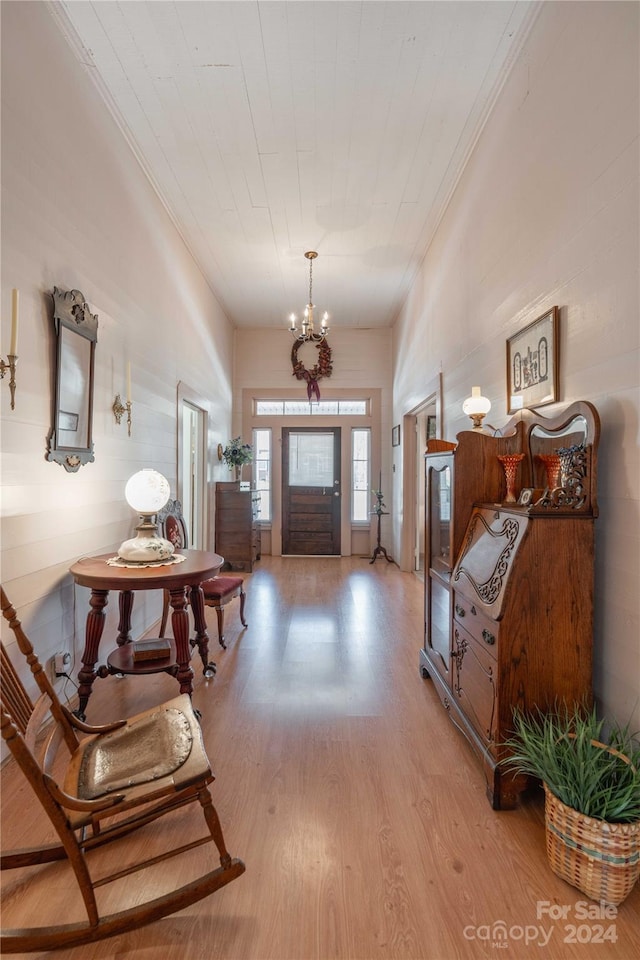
63,705 -> 127,735
44,773 -> 126,812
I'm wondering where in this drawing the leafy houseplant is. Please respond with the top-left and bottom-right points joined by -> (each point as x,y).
222,437 -> 253,480
502,704 -> 640,904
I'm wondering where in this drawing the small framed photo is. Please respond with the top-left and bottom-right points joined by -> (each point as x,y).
506,306 -> 559,413
517,487 -> 544,507
392,424 -> 401,447
426,415 -> 437,441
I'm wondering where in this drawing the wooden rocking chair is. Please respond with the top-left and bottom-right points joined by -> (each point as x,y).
0,586 -> 245,953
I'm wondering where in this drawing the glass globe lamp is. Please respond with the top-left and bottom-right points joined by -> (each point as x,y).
118,469 -> 175,562
462,386 -> 491,430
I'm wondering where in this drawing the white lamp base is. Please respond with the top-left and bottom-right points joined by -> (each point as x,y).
118,535 -> 175,563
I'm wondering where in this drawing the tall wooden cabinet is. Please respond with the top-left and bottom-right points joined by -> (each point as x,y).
420,401 -> 600,809
214,482 -> 261,572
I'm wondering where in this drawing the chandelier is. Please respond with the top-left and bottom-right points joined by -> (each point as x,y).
288,251 -> 330,342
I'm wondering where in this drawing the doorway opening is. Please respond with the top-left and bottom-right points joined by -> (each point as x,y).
177,383 -> 209,550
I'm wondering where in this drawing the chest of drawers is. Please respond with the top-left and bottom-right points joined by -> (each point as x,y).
214,482 -> 261,572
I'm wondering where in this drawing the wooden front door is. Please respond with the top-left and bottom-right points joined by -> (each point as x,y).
282,428 -> 341,555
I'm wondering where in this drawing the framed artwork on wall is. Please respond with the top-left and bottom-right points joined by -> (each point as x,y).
392,424 -> 401,446
426,415 -> 437,441
506,306 -> 559,413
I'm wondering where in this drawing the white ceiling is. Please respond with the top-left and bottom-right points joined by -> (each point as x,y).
53,1 -> 537,330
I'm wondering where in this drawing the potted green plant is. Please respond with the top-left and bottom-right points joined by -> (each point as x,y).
221,436 -> 253,481
502,704 -> 640,905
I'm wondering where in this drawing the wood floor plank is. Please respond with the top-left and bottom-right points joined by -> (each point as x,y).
1,556 -> 638,959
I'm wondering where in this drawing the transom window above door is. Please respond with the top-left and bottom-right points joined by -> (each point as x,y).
255,400 -> 368,416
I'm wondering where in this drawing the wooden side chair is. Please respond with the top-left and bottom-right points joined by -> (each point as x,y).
158,499 -> 248,650
0,587 -> 245,953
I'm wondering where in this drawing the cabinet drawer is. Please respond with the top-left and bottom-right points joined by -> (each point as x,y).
453,592 -> 498,656
452,622 -> 498,750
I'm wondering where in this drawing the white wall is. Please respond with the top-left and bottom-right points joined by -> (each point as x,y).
392,1 -> 639,728
0,3 -> 234,694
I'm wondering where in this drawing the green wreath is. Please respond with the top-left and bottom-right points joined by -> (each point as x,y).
291,339 -> 333,401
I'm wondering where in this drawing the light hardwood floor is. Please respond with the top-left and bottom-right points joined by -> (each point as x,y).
1,557 -> 638,959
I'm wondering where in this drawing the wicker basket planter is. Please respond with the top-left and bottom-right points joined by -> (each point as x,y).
544,784 -> 640,905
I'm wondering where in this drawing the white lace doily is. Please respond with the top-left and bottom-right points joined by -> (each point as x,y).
106,553 -> 187,569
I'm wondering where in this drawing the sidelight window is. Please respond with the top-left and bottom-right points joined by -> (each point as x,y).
351,429 -> 370,523
252,428 -> 271,521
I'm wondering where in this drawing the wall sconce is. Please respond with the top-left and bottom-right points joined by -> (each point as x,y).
113,362 -> 132,436
462,386 -> 491,430
117,469 -> 175,562
1,289 -> 19,410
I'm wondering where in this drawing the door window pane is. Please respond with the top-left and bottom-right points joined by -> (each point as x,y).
289,433 -> 334,486
255,401 -> 284,415
284,401 -> 314,415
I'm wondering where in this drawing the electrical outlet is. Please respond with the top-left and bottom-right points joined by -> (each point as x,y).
54,651 -> 71,676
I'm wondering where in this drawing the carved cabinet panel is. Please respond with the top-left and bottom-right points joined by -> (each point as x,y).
452,621 -> 498,748
452,509 -> 528,619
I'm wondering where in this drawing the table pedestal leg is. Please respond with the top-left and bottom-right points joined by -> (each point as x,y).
76,588 -> 109,720
117,590 -> 134,645
191,585 -> 216,679
169,586 -> 195,697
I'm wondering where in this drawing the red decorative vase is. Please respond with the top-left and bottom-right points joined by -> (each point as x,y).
497,453 -> 525,504
537,453 -> 561,489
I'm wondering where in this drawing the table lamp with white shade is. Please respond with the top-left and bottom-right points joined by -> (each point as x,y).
118,469 -> 175,562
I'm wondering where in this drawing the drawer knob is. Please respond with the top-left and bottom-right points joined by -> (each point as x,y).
455,604 -> 465,617
482,628 -> 496,646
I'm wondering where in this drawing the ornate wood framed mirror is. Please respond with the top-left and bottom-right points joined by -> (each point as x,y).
46,287 -> 98,472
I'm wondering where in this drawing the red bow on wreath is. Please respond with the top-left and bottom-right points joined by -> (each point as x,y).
291,339 -> 333,401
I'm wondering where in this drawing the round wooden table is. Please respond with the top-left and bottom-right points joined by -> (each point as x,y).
69,550 -> 224,718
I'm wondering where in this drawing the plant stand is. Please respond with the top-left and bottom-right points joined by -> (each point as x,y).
369,509 -> 393,563
369,483 -> 393,564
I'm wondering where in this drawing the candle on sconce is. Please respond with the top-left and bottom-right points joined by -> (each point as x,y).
126,362 -> 131,403
10,289 -> 19,356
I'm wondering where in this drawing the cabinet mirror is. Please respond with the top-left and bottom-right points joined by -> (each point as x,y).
529,415 -> 587,455
526,402 -> 599,508
46,287 -> 98,472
